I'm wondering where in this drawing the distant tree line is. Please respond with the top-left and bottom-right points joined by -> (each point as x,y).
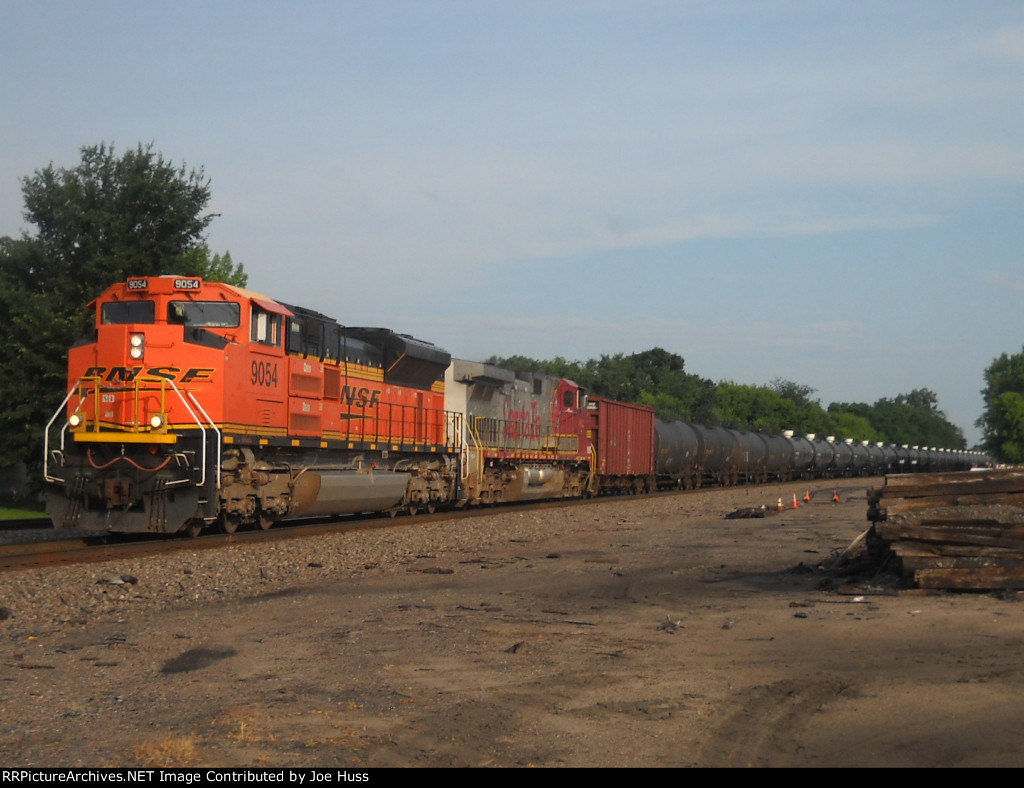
489,348 -> 970,450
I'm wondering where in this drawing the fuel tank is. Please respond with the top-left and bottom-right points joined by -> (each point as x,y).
290,470 -> 409,516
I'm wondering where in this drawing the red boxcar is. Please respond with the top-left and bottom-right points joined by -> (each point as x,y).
588,397 -> 656,493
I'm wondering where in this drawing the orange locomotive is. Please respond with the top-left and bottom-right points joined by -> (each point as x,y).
44,276 -> 462,534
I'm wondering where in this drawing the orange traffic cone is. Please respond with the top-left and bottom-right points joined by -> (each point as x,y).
792,493 -> 799,509
832,490 -> 841,503
803,490 -> 812,503
777,497 -> 784,512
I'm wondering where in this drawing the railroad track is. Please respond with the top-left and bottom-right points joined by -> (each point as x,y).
0,499 -> 586,570
0,517 -> 52,531
0,480 -> 878,571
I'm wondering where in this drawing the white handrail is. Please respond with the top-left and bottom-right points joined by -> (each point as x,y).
43,381 -> 85,483
183,387 -> 221,490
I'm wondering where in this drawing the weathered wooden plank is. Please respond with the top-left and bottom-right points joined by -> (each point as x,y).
876,522 -> 1024,548
914,566 -> 1024,590
898,554 -> 1024,571
877,495 -> 1024,519
890,541 -> 1024,559
875,475 -> 1024,504
882,470 -> 1022,491
878,521 -> 1024,540
878,485 -> 1024,502
879,491 -> 1024,510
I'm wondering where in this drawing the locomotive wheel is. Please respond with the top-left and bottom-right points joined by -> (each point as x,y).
258,513 -> 274,531
407,503 -> 418,516
219,515 -> 239,534
425,502 -> 436,514
183,520 -> 203,538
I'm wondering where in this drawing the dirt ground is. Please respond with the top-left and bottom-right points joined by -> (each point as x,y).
4,479 -> 1024,768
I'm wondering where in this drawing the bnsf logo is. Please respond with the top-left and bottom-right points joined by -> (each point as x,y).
341,386 -> 380,408
83,366 -> 214,384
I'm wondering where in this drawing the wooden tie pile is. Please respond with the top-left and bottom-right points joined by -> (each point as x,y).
867,469 -> 1024,590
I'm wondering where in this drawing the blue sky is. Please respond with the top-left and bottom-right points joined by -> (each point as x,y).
3,1 -> 1022,445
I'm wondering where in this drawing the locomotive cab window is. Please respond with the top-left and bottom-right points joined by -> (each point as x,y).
250,304 -> 282,347
168,301 -> 240,328
102,301 -> 155,325
563,390 -> 575,409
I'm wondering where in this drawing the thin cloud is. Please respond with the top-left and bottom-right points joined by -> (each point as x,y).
972,24 -> 1024,63
982,271 -> 1024,293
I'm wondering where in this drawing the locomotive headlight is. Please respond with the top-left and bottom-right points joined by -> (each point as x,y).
129,333 -> 145,360
68,412 -> 83,428
149,413 -> 165,430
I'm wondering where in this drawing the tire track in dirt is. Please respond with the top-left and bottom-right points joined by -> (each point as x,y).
700,676 -> 858,767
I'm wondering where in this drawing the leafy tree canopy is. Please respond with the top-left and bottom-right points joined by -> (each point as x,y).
828,388 -> 965,450
977,347 -> 1024,462
770,378 -> 818,407
0,142 -> 247,474
715,380 -> 830,436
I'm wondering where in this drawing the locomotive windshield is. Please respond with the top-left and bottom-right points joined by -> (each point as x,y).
168,301 -> 240,328
101,301 -> 155,324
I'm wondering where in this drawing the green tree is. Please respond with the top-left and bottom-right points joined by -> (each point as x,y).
486,355 -> 591,385
0,239 -> 76,478
489,348 -> 716,423
588,348 -> 716,422
0,142 -> 246,475
715,380 -> 829,435
770,378 -> 818,407
180,245 -> 247,287
823,411 -> 880,443
828,388 -> 965,449
977,347 -> 1024,462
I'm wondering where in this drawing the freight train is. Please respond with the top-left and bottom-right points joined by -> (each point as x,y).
43,277 -> 988,535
